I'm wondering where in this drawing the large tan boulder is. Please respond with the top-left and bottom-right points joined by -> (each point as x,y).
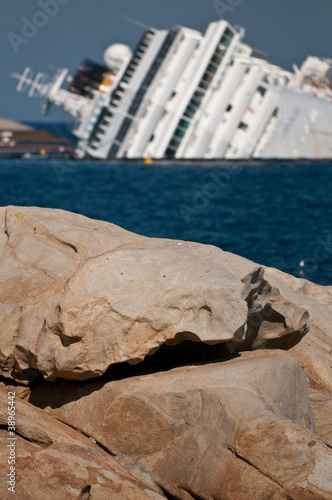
1,206 -> 332,498
263,270 -> 332,448
214,252 -> 332,394
28,350 -> 332,499
262,269 -> 332,392
212,253 -> 332,446
0,384 -> 165,499
235,414 -> 332,499
309,389 -> 332,447
0,205 -> 144,308
0,207 -> 308,382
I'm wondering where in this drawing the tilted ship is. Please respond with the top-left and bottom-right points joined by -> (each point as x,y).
13,19 -> 332,160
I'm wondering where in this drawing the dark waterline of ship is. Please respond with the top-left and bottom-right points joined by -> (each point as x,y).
1,159 -> 331,286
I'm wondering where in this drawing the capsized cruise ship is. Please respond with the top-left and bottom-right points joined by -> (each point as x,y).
13,20 -> 332,160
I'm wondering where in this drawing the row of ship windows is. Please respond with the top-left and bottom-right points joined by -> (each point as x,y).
120,32 -> 155,85
91,28 -> 238,155
167,89 -> 268,157
165,30 -> 234,157
87,37 -> 156,146
91,28 -> 234,153
90,31 -> 176,151
106,31 -> 178,155
91,98 -> 275,154
92,87 -> 266,155
89,34 -> 155,143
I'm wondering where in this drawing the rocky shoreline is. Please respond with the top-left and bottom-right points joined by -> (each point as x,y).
0,119 -> 74,158
0,206 -> 331,499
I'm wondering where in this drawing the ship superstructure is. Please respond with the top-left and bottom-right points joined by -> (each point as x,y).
13,19 -> 332,160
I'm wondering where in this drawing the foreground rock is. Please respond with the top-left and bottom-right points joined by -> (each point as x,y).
0,384 -> 165,499
0,206 -> 332,498
0,207 -> 307,382
223,257 -> 332,446
28,350 -> 332,500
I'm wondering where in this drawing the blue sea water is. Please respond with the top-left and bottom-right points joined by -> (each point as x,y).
1,159 -> 331,286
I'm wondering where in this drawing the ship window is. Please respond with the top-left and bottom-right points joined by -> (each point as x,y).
184,107 -> 195,119
184,103 -> 200,119
220,27 -> 234,48
165,148 -> 176,158
257,86 -> 266,96
174,128 -> 186,139
193,91 -> 203,103
166,89 -> 203,156
203,72 -> 214,84
199,81 -> 208,91
216,47 -> 227,58
220,36 -> 228,46
226,104 -> 232,112
211,55 -> 222,66
207,63 -> 217,75
179,119 -> 190,130
149,134 -> 155,142
170,138 -> 181,148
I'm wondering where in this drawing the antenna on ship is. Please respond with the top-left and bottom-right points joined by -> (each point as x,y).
11,66 -> 86,118
117,14 -> 154,31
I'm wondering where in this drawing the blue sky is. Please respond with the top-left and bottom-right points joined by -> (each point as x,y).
2,0 -> 332,123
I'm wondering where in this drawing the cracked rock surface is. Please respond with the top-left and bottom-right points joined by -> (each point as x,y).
29,350 -> 327,500
0,207 -> 307,382
0,384 -> 165,500
0,207 -> 332,499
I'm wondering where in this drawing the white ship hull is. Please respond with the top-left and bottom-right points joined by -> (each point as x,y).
13,20 -> 332,160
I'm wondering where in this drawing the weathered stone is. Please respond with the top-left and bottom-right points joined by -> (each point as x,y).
0,205 -> 144,308
309,389 -> 332,447
262,269 -> 332,393
219,253 -> 332,447
0,384 -> 165,499
1,206 -> 332,498
223,257 -> 332,396
28,350 -> 332,499
0,207 -> 308,382
237,266 -> 309,351
254,268 -> 332,449
235,415 -> 332,499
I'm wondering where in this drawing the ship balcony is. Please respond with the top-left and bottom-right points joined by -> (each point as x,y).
98,123 -> 111,131
93,131 -> 105,140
